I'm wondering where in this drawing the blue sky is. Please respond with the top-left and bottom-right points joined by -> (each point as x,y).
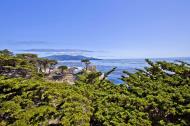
0,0 -> 190,58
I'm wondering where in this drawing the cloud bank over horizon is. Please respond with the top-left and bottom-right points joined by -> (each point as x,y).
14,48 -> 110,59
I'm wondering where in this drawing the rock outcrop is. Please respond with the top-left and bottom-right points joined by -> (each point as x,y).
48,67 -> 77,84
0,66 -> 31,78
87,65 -> 97,72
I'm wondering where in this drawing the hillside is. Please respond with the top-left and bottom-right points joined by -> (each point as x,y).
45,55 -> 101,60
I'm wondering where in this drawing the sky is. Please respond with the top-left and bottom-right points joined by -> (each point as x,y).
0,0 -> 190,59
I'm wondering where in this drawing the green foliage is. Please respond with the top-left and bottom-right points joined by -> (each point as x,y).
0,49 -> 13,56
16,53 -> 38,59
0,50 -> 59,78
122,59 -> 190,125
0,50 -> 190,126
0,77 -> 93,125
81,59 -> 91,70
58,65 -> 68,73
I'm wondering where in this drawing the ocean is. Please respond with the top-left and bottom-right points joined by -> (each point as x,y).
58,57 -> 190,84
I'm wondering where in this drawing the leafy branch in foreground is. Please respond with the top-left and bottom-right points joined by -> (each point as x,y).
121,59 -> 190,125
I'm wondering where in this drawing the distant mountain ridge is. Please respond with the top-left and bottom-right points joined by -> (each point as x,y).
22,49 -> 94,52
45,55 -> 101,60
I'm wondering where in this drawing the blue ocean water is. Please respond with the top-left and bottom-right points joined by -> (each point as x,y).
58,57 -> 190,84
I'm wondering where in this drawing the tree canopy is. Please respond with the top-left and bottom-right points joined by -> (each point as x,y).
0,50 -> 190,126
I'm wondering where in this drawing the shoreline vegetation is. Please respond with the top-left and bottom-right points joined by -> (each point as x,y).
0,49 -> 190,125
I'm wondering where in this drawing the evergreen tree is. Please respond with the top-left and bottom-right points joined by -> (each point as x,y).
81,59 -> 91,71
58,65 -> 68,74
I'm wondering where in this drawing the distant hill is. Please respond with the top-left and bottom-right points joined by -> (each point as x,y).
45,55 -> 101,61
